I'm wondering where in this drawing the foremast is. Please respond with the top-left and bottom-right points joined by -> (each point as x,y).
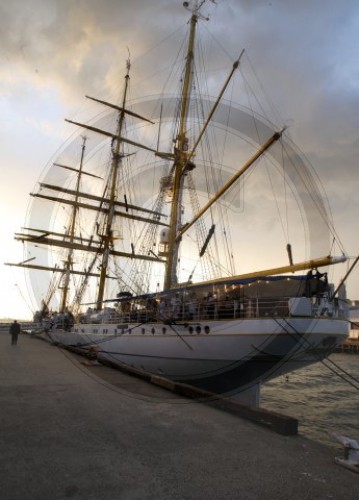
60,135 -> 87,312
8,58 -> 168,313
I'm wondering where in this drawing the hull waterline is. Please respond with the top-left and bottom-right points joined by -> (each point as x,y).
47,316 -> 349,395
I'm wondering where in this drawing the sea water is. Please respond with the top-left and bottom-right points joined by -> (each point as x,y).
261,353 -> 359,449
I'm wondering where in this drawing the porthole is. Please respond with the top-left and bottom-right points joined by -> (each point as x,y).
204,326 -> 210,334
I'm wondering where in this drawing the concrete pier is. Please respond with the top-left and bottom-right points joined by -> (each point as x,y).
1,331 -> 358,500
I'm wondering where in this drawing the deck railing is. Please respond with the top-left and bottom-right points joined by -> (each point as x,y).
41,294 -> 345,330
76,295 -> 343,325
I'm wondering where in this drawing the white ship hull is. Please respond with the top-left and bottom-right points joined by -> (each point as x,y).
47,316 -> 348,395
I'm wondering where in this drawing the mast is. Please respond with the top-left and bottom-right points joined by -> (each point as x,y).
163,1 -> 242,289
96,59 -> 131,310
60,135 -> 87,312
164,2 -> 200,290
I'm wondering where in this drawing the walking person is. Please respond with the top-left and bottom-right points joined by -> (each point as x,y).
9,320 -> 21,345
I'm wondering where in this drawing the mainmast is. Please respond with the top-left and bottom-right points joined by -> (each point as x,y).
96,59 -> 131,310
164,2 -> 203,290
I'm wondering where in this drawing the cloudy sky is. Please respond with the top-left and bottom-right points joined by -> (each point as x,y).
1,0 -> 359,320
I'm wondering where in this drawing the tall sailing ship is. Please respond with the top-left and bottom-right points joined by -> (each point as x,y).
7,1 -> 349,402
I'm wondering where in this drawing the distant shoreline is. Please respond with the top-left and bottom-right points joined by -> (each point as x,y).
0,318 -> 32,324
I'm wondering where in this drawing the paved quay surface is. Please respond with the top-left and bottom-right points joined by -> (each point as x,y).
0,332 -> 358,500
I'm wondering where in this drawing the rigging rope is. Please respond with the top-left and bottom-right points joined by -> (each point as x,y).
276,317 -> 359,392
